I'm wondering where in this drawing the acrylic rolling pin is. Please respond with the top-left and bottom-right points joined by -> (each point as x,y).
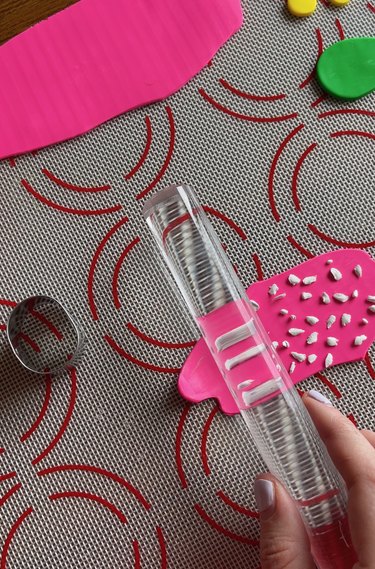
144,184 -> 357,568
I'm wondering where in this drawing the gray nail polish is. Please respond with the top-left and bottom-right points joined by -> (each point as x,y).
308,389 -> 333,406
254,479 -> 275,513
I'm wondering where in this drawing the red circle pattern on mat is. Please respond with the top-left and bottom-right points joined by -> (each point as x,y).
1,5 -> 375,568
0,340 -> 167,567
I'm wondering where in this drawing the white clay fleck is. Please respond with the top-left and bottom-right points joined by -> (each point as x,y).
282,340 -> 290,348
341,313 -> 351,327
289,361 -> 296,374
288,328 -> 305,336
225,345 -> 266,371
352,289 -> 359,299
272,341 -> 279,349
333,293 -> 350,303
326,315 -> 336,329
354,264 -> 362,278
289,314 -> 297,321
291,351 -> 306,362
301,292 -> 313,300
302,275 -> 317,285
325,353 -> 333,368
288,274 -> 300,286
369,305 -> 375,313
307,354 -> 317,364
367,295 -> 375,303
306,316 -> 319,325
327,337 -> 339,347
362,318 -> 369,325
280,309 -> 288,315
306,332 -> 318,344
269,284 -> 279,296
322,292 -> 330,304
273,293 -> 286,301
330,268 -> 342,281
238,380 -> 252,390
354,335 -> 367,346
250,300 -> 260,311
326,259 -> 333,265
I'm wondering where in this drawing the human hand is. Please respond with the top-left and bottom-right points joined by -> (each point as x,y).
253,389 -> 375,569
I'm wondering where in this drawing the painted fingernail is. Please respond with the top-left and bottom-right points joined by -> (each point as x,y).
307,389 -> 333,406
254,479 -> 275,518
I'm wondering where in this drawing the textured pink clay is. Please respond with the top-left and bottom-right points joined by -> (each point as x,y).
0,0 -> 243,158
179,250 -> 375,414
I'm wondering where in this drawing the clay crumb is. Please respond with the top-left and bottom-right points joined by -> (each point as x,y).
274,293 -> 286,301
354,265 -> 362,278
269,284 -> 279,296
322,292 -> 330,304
288,274 -> 300,286
302,275 -> 317,285
301,292 -> 313,300
354,335 -> 367,346
238,380 -> 252,390
330,268 -> 342,281
325,353 -> 333,368
306,332 -> 318,345
288,328 -> 305,336
306,316 -> 319,325
341,313 -> 351,327
333,293 -> 349,303
250,300 -> 260,311
291,352 -> 306,362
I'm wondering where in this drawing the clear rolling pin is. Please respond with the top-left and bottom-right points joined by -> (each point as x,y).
144,184 -> 357,569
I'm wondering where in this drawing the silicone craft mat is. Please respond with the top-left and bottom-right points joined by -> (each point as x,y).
0,1 -> 374,567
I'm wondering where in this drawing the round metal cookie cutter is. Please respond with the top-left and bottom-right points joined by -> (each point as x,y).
6,295 -> 84,375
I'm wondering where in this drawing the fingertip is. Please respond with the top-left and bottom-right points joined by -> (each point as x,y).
254,477 -> 275,520
254,475 -> 316,568
254,474 -> 305,522
302,388 -> 354,443
303,389 -> 375,490
303,389 -> 334,407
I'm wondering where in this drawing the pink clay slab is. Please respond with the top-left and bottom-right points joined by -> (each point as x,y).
179,250 -> 375,415
0,0 -> 243,159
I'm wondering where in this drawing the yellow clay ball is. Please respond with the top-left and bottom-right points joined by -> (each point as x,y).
287,0 -> 317,17
329,0 -> 350,6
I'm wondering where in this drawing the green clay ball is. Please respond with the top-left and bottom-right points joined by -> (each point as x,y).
317,37 -> 375,101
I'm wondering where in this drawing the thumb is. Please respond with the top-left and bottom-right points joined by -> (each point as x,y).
254,475 -> 315,569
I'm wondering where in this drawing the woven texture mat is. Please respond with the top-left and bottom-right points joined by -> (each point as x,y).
0,1 -> 374,567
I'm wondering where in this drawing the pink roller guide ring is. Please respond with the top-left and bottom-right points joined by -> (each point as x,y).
198,298 -> 282,408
